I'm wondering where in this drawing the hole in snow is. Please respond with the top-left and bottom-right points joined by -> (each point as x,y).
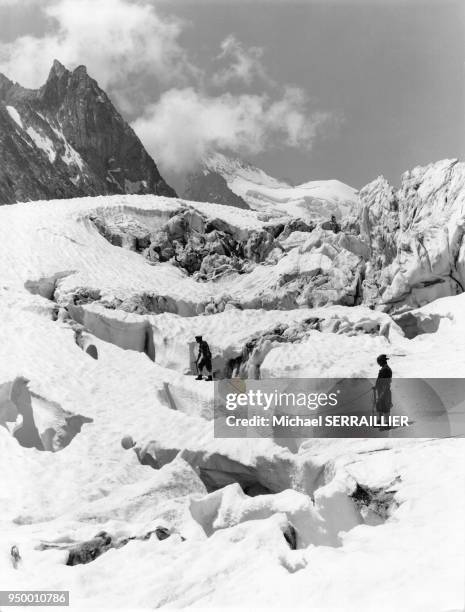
177,450 -> 281,496
85,344 -> 98,360
75,330 -> 99,360
198,465 -> 275,496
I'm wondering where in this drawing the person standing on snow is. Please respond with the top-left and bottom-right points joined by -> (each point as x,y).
10,545 -> 21,569
329,215 -> 341,234
195,335 -> 213,381
374,354 -> 392,415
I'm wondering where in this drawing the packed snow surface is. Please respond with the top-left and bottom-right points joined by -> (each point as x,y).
1,193 -> 464,611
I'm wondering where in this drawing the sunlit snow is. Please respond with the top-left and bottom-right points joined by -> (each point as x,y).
0,193 -> 464,611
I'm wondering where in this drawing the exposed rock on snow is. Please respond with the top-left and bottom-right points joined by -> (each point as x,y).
63,526 -> 173,566
66,530 -> 113,566
351,479 -> 400,525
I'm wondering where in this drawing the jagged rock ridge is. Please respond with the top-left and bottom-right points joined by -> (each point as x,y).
0,60 -> 176,205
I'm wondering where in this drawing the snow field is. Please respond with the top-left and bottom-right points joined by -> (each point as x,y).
0,194 -> 464,610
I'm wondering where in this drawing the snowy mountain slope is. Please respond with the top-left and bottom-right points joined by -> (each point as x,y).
200,152 -> 360,221
1,187 -> 464,610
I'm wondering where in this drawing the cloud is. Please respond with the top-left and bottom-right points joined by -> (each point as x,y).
132,86 -> 331,173
212,35 -> 272,87
0,0 -> 38,5
0,0 -> 336,171
0,0 -> 196,110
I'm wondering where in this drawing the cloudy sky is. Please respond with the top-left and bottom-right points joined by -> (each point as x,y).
0,0 -> 463,192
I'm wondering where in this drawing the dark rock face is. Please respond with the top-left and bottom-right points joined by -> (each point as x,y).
64,527 -> 173,566
183,170 -> 250,209
66,531 -> 113,566
0,60 -> 176,205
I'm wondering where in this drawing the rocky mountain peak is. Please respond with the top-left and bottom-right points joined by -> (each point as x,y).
50,58 -> 68,78
38,62 -> 101,109
0,61 -> 176,205
0,72 -> 14,94
38,61 -> 72,108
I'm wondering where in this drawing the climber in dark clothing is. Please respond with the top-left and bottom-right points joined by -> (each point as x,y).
329,215 -> 341,234
195,336 -> 212,381
10,545 -> 21,569
374,354 -> 392,415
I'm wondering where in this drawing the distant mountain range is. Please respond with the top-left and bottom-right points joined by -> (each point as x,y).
184,152 -> 359,220
0,60 -> 176,205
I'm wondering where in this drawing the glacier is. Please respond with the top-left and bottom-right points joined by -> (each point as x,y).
0,162 -> 464,610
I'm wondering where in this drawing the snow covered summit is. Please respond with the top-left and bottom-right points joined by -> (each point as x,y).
184,152 -> 359,221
